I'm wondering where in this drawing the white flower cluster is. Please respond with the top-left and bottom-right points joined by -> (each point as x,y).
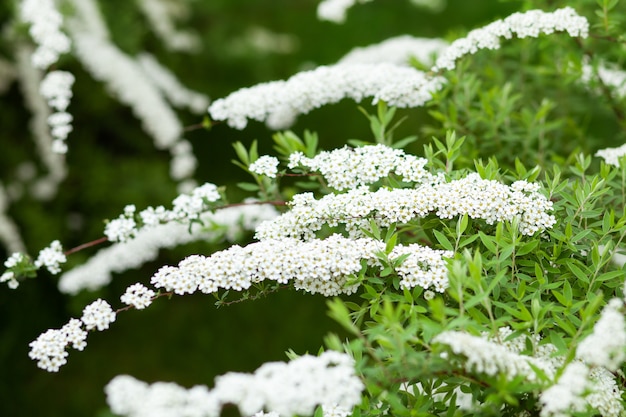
29,299 -> 115,372
391,244 -> 451,292
19,0 -> 71,69
105,351 -> 363,417
434,328 -> 624,416
149,234 -> 449,297
338,35 -> 448,67
40,70 -> 75,154
1,252 -> 27,289
539,362 -> 590,417
208,63 -> 444,130
596,143 -> 626,167
104,182 -> 221,243
288,144 -> 438,190
34,239 -> 66,274
576,298 -> 626,371
433,7 -> 589,71
169,140 -> 198,183
249,156 -> 280,178
582,63 -> 626,100
120,283 -> 155,309
255,173 -> 555,241
59,203 -> 278,294
587,366 -> 624,417
434,330 -> 557,382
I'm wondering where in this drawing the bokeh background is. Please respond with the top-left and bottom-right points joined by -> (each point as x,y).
0,1 -> 547,416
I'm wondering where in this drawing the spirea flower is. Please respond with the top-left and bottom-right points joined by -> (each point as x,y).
28,318 -> 88,372
208,63 -> 444,129
34,239 -> 66,274
105,351 -> 363,417
433,330 -> 557,382
120,283 -> 155,309
249,155 -> 279,178
40,71 -> 75,112
59,203 -> 278,294
19,0 -> 71,68
28,329 -> 69,372
287,144 -> 437,190
81,298 -> 116,331
149,234 -> 449,296
576,298 -> 626,371
255,173 -> 555,241
432,8 -> 589,72
596,143 -> 626,167
539,362 -> 590,417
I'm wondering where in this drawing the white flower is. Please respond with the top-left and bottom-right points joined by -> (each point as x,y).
539,362 -> 590,417
40,71 -> 75,112
433,8 -> 589,72
576,298 -> 626,371
249,156 -> 279,178
208,63 -> 444,129
120,283 -> 155,309
34,240 -> 67,274
19,0 -> 71,68
81,299 -> 116,331
105,351 -> 363,417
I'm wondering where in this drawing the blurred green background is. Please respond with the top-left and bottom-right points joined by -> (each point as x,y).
0,1 -> 532,416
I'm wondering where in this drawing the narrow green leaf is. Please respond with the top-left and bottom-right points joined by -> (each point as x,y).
433,230 -> 454,251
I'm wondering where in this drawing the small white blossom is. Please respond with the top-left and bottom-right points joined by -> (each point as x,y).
34,240 -> 67,274
40,71 -> 75,112
249,156 -> 279,178
81,299 -> 116,331
120,283 -> 155,309
1,271 -> 19,289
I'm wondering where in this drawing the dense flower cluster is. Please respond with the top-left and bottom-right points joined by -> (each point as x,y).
249,155 -> 280,178
105,351 -> 363,417
80,298 -> 116,331
149,234 -> 450,297
434,328 -> 624,416
596,143 -> 626,167
59,203 -> 277,294
39,70 -> 75,153
19,0 -> 71,69
1,252 -> 27,289
104,182 -> 221,243
34,239 -> 66,274
434,329 -> 557,382
255,173 -> 555,241
432,7 -> 589,71
29,299 -> 115,372
120,284 -> 155,310
208,63 -> 444,129
539,362 -> 590,417
287,144 -> 438,190
576,298 -> 626,371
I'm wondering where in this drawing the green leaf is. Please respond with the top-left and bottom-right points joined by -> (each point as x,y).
433,230 -> 454,251
236,182 -> 260,192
